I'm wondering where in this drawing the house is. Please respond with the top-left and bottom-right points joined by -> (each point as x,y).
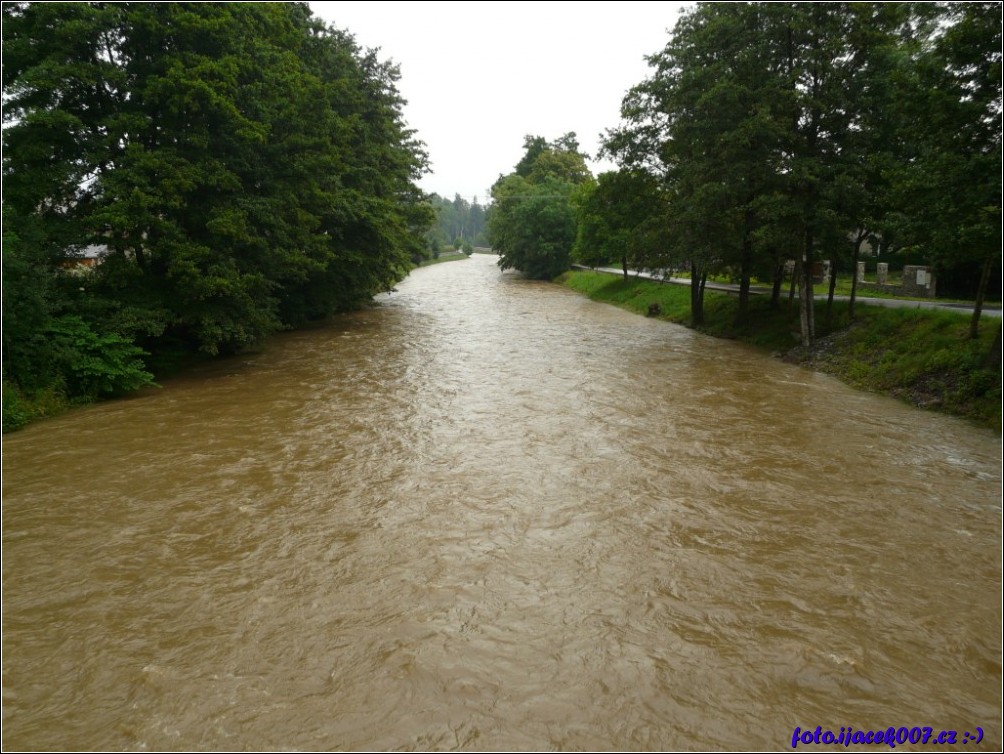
60,244 -> 108,272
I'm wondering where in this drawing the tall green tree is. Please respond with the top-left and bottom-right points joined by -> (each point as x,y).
605,2 -> 981,343
773,3 -> 876,346
2,2 -> 431,427
488,134 -> 592,279
606,3 -> 790,326
572,169 -> 668,279
890,1 -> 1001,339
489,175 -> 579,280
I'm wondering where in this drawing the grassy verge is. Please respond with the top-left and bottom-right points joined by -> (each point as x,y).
416,252 -> 469,267
666,269 -> 1001,305
557,270 -> 1002,431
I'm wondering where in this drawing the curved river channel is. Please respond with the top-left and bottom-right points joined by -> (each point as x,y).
3,254 -> 1001,750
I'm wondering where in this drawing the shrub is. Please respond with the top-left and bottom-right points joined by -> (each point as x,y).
47,316 -> 156,398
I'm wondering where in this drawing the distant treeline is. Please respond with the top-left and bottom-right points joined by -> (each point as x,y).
2,3 -> 431,429
426,194 -> 488,252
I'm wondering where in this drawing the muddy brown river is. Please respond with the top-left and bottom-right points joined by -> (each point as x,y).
3,253 -> 1001,751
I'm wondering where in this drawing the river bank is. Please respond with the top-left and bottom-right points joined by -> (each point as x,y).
1,255 -> 476,434
416,250 -> 470,267
558,270 -> 1002,431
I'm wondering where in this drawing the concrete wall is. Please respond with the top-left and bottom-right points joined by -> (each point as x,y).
901,265 -> 936,297
856,264 -> 937,298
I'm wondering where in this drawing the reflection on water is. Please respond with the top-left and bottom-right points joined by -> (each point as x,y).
3,254 -> 1000,750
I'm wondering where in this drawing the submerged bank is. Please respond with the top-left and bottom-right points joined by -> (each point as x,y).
558,270 -> 1002,431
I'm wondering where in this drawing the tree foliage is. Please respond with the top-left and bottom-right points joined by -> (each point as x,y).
426,193 -> 488,254
888,2 -> 1002,338
2,2 -> 432,427
572,169 -> 669,278
602,1 -> 1001,342
488,134 -> 592,280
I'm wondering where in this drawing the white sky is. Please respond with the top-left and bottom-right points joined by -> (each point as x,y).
310,1 -> 690,204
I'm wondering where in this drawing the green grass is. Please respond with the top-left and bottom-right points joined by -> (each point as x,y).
666,267 -> 1001,306
559,270 -> 697,320
416,252 -> 469,267
811,306 -> 1001,427
557,271 -> 799,351
557,270 -> 1002,431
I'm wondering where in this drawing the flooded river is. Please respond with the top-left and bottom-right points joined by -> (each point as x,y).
3,254 -> 1001,750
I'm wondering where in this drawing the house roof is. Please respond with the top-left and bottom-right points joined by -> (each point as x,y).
79,244 -> 108,259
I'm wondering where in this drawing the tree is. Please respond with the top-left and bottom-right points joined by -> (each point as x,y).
605,2 -> 969,343
817,3 -> 939,322
489,175 -> 579,280
890,2 -> 1001,339
606,3 -> 790,326
426,193 -> 488,253
2,2 -> 432,424
572,169 -> 669,279
488,134 -> 592,279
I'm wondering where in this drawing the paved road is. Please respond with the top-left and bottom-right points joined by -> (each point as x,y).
579,265 -> 1002,318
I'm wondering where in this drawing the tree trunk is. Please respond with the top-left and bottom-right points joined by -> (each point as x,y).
771,258 -> 784,309
788,258 -> 797,311
798,228 -> 816,347
621,254 -> 628,281
690,261 -> 705,326
987,322 -> 1002,368
848,233 -> 864,320
699,269 -> 708,319
969,250 -> 994,340
737,234 -> 752,325
825,251 -> 838,328
736,212 -> 753,323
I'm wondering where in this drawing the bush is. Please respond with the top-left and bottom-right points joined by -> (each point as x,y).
47,316 -> 156,398
2,380 -> 74,433
2,381 -> 32,432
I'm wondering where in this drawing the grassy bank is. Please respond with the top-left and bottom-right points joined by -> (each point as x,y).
2,256 -> 472,434
416,251 -> 469,267
557,270 -> 1002,431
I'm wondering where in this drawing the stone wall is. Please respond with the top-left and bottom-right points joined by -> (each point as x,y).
857,282 -> 902,295
901,265 -> 936,297
856,264 -> 937,298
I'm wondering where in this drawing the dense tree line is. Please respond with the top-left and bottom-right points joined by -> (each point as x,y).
2,2 -> 432,429
572,169 -> 668,281
598,2 -> 1001,343
426,193 -> 487,253
490,5 -> 999,346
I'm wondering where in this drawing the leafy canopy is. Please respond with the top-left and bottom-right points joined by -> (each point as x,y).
2,2 -> 433,427
488,133 -> 592,279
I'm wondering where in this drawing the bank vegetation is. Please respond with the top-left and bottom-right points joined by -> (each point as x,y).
559,270 -> 1002,431
3,3 -> 433,432
489,3 -> 1000,350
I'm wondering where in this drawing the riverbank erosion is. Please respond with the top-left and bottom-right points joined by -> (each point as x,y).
557,270 -> 1002,431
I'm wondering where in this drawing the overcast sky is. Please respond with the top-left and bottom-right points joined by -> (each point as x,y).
310,1 -> 690,204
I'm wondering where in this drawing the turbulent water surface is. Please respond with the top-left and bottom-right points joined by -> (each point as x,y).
3,254 -> 1001,750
